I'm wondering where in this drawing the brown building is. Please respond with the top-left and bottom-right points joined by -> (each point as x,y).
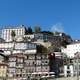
7,53 -> 49,80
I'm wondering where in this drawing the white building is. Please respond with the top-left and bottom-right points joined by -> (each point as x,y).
0,42 -> 36,55
1,25 -> 27,42
61,41 -> 80,58
24,33 -> 52,41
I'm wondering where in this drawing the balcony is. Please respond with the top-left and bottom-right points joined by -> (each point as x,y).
16,64 -> 24,68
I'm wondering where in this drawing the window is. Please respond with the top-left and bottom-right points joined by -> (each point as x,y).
17,64 -> 23,68
27,55 -> 29,59
3,66 -> 6,68
28,55 -> 35,59
22,69 -> 26,73
36,60 -> 41,66
9,57 -> 16,61
36,67 -> 41,72
9,62 -> 16,67
8,68 -> 16,73
33,62 -> 35,65
36,56 -> 41,59
17,58 -> 23,63
16,69 -> 22,74
28,43 -> 31,48
45,61 -> 48,63
67,66 -> 69,69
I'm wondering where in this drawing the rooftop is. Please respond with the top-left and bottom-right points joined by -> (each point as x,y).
3,25 -> 26,29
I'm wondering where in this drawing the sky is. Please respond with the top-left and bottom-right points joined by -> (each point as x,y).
0,0 -> 80,39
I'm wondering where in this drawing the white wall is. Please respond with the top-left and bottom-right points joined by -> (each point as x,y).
0,42 -> 36,49
61,43 -> 80,58
0,42 -> 37,55
2,27 -> 25,42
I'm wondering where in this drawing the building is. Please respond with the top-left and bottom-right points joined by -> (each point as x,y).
8,53 -> 24,80
0,54 -> 8,80
24,53 -> 49,79
61,41 -> 80,58
7,53 -> 49,80
0,62 -> 7,80
0,41 -> 36,55
23,33 -> 53,42
35,53 -> 49,72
1,25 -> 27,42
23,33 -> 53,48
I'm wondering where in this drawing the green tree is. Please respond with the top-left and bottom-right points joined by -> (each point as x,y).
48,44 -> 61,53
34,26 -> 41,33
41,31 -> 53,35
61,34 -> 72,47
27,27 -> 33,34
37,45 -> 48,53
11,30 -> 16,41
11,30 -> 16,54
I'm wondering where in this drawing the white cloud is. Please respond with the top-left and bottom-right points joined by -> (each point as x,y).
51,23 -> 64,32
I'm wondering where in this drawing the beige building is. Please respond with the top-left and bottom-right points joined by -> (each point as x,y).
0,62 -> 7,79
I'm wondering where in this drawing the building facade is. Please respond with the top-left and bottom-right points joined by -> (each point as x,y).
0,54 -> 8,80
23,33 -> 53,42
1,26 -> 27,42
7,53 -> 49,80
0,42 -> 36,55
0,63 -> 7,79
61,41 -> 80,58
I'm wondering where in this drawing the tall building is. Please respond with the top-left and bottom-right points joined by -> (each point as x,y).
1,25 -> 27,42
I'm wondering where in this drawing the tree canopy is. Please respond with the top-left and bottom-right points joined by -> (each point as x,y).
36,45 -> 48,53
34,26 -> 41,33
11,30 -> 16,41
27,27 -> 33,34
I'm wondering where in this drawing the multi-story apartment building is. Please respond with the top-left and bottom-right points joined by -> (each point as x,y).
24,54 -> 35,73
0,26 -> 56,79
61,41 -> 80,58
8,53 -> 25,80
23,33 -> 53,42
1,25 -> 27,42
35,54 -> 49,72
0,41 -> 36,55
24,53 -> 49,77
16,53 -> 24,80
41,55 -> 49,72
7,53 -> 49,80
0,53 -> 8,80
